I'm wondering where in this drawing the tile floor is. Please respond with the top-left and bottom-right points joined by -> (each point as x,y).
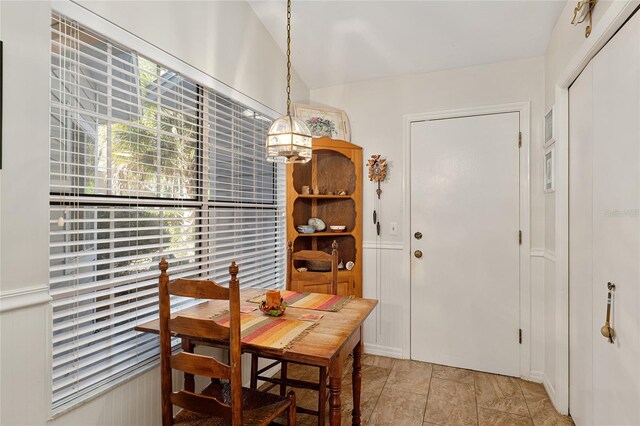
266,354 -> 574,425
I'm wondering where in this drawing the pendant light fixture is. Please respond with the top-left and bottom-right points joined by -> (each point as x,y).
266,0 -> 313,163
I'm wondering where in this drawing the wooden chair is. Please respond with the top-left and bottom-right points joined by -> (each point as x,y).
250,241 -> 338,424
286,241 -> 339,294
159,257 -> 296,426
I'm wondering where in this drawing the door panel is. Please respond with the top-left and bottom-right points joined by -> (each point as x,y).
569,62 -> 594,426
410,113 -> 520,377
591,14 -> 640,425
569,10 -> 640,425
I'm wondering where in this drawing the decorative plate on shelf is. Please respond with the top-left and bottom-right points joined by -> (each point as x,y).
308,217 -> 326,231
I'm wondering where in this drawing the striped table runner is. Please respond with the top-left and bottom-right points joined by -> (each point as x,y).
212,312 -> 316,350
248,290 -> 353,312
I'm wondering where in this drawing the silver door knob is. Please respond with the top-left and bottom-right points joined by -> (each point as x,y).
414,250 -> 423,259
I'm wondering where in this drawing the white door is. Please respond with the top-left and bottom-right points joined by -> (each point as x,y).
410,112 -> 521,377
569,11 -> 640,425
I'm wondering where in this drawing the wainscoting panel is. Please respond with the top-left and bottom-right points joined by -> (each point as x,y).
362,242 -> 406,358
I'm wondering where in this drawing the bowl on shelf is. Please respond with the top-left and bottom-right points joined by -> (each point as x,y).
296,225 -> 316,234
306,260 -> 332,272
329,225 -> 346,233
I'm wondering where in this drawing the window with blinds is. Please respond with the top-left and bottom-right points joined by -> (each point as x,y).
49,13 -> 285,411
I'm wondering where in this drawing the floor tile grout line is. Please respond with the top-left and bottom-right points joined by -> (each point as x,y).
431,375 -> 475,386
481,406 -> 533,420
367,357 -> 394,424
475,375 -> 532,419
517,379 -> 536,423
421,365 -> 433,424
473,373 -> 480,426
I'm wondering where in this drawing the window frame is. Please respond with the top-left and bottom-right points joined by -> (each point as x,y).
49,2 -> 285,416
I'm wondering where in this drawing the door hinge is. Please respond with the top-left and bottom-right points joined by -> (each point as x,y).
518,132 -> 522,148
519,230 -> 522,245
519,329 -> 522,344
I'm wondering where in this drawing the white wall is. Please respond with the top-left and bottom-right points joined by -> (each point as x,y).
310,57 -> 546,377
0,1 -> 309,424
542,0 -> 617,410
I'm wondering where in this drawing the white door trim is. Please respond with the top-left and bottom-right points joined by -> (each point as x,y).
553,0 -> 638,414
402,102 -> 532,380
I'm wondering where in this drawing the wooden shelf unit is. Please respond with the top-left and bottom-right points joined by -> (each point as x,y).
286,137 -> 363,296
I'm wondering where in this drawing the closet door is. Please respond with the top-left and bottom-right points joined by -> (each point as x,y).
569,10 -> 640,425
591,12 -> 640,425
569,62 -> 593,426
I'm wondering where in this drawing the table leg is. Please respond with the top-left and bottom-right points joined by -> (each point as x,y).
352,341 -> 363,425
329,375 -> 341,425
250,354 -> 258,390
181,339 -> 195,392
318,367 -> 327,425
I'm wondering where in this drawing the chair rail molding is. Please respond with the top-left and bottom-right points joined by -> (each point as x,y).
530,248 -> 556,263
362,241 -> 404,250
0,285 -> 51,313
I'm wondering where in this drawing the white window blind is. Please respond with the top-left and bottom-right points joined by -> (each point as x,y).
49,13 -> 285,411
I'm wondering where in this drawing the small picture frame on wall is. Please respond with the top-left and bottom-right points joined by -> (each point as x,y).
544,144 -> 555,193
293,103 -> 351,141
544,106 -> 555,148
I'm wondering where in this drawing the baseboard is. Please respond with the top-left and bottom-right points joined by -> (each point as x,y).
364,343 -> 403,359
527,370 -> 545,383
543,374 -> 557,406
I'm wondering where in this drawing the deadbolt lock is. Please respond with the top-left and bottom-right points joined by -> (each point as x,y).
414,232 -> 423,240
414,250 -> 423,259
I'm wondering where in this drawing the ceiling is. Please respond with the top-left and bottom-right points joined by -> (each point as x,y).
248,0 -> 566,89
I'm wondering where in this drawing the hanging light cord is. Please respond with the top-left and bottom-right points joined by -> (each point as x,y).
286,0 -> 292,116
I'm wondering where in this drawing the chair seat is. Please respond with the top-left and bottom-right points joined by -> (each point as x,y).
174,381 -> 292,426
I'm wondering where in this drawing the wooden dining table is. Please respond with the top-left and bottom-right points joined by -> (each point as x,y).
135,287 -> 377,425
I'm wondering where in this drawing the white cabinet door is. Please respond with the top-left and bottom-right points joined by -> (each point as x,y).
410,112 -> 520,377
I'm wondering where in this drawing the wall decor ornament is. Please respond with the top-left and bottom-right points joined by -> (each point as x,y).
544,105 -> 555,148
368,154 -> 388,236
544,144 -> 555,193
367,154 -> 387,199
571,0 -> 597,38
